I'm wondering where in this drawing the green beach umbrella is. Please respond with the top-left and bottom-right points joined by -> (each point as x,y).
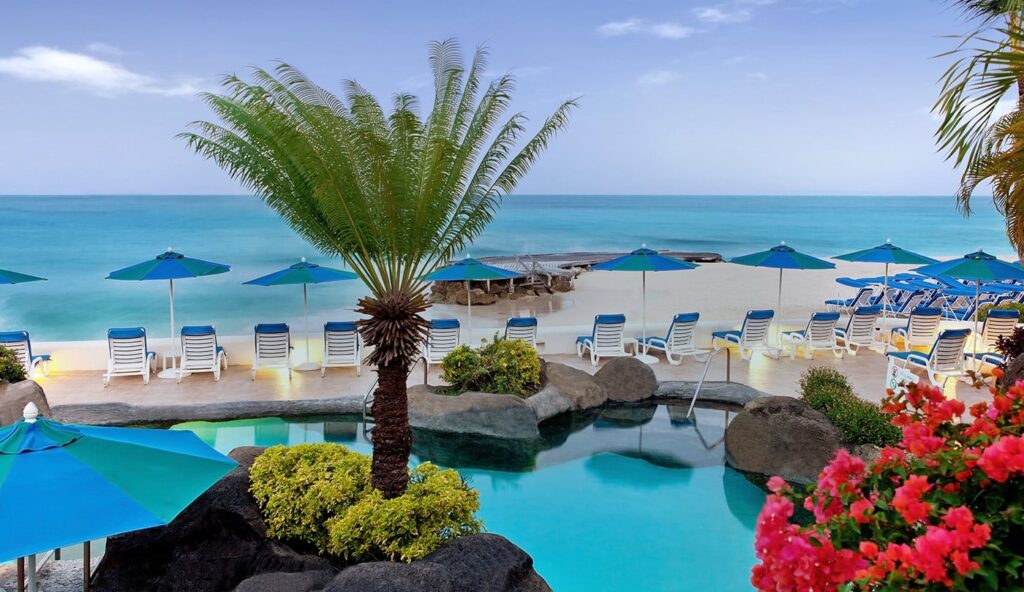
0,268 -> 46,285
422,257 -> 521,343
834,239 -> 937,317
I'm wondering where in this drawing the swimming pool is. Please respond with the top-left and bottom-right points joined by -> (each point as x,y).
173,404 -> 764,591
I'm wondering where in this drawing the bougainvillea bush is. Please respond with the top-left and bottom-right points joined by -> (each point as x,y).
752,370 -> 1024,591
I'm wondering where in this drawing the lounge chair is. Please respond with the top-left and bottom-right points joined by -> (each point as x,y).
833,305 -> 882,355
638,313 -> 708,365
892,291 -> 927,318
889,307 -> 942,352
103,327 -> 156,386
504,317 -> 538,348
825,286 -> 875,314
781,312 -> 843,360
252,323 -> 292,380
0,331 -> 50,378
886,328 -> 972,387
968,309 -> 1021,368
322,321 -> 361,376
711,309 -> 775,360
576,314 -> 634,366
178,325 -> 227,383
423,319 -> 460,366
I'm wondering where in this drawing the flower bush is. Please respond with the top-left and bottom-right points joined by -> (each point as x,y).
440,337 -> 541,396
0,347 -> 26,383
753,372 -> 1024,591
800,367 -> 901,447
250,443 -> 482,562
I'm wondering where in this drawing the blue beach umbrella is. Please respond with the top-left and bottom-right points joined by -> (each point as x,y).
0,268 -> 46,285
107,248 -> 230,378
0,403 -> 236,581
245,258 -> 359,371
593,247 -> 698,363
423,257 -> 520,342
835,240 -> 937,316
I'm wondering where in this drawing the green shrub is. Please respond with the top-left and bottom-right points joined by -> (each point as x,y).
249,443 -> 481,562
978,301 -> 1024,321
0,347 -> 26,383
440,337 -> 541,396
799,367 -> 901,447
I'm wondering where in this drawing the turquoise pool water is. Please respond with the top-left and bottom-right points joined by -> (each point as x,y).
173,404 -> 765,591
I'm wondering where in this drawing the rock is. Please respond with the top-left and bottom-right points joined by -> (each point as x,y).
542,362 -> 607,410
724,397 -> 842,484
550,276 -> 573,293
408,385 -> 540,440
454,288 -> 497,306
1000,354 -> 1024,388
652,381 -> 766,407
232,570 -> 336,592
850,444 -> 883,465
0,380 -> 51,425
92,447 -> 334,592
596,406 -> 656,427
52,397 -> 361,427
525,385 -> 572,422
326,534 -> 550,592
593,357 -> 658,402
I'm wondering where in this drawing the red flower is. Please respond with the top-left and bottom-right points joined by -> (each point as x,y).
892,475 -> 932,523
978,435 -> 1024,483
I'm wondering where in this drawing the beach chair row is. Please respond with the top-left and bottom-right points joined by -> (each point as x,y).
827,279 -> 1024,321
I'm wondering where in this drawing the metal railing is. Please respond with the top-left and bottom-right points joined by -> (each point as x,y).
361,358 -> 424,441
685,345 -> 731,419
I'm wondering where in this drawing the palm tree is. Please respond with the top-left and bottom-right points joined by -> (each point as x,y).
935,1 -> 1024,254
180,40 -> 576,497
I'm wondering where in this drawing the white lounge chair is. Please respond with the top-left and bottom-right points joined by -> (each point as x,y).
892,291 -> 928,318
252,323 -> 292,380
638,313 -> 708,365
887,328 -> 972,387
0,331 -> 51,378
825,286 -> 875,314
968,308 -> 1021,368
504,317 -> 538,348
833,305 -> 882,355
712,310 -> 775,360
103,327 -> 156,386
781,312 -> 843,360
423,319 -> 460,366
322,321 -> 361,376
576,314 -> 634,366
178,325 -> 227,383
889,307 -> 942,352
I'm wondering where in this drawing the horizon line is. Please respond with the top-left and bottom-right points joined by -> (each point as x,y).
0,192 -> 968,199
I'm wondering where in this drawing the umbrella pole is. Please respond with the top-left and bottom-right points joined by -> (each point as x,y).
883,263 -> 890,318
635,270 -> 658,364
83,541 -> 91,592
296,283 -> 319,372
466,280 -> 473,347
157,279 -> 178,379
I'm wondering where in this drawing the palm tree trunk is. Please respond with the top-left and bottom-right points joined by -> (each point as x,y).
370,358 -> 413,497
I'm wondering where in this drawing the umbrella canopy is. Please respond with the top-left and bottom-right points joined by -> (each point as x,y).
731,242 -> 835,270
914,250 -> 1024,282
0,406 -> 236,562
834,240 -> 937,266
423,258 -> 520,345
0,268 -> 46,285
244,258 -> 358,286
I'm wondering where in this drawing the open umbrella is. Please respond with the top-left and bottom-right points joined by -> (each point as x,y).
423,257 -> 520,344
245,258 -> 359,371
107,248 -> 230,378
731,242 -> 835,353
0,403 -> 236,590
0,269 -> 46,285
835,240 -> 937,317
592,247 -> 698,364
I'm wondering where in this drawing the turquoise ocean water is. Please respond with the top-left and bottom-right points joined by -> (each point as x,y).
0,194 -> 1009,340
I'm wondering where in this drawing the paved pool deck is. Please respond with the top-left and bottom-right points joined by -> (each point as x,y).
36,346 -> 994,415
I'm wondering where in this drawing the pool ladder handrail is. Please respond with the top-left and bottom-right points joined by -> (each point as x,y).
685,345 -> 731,419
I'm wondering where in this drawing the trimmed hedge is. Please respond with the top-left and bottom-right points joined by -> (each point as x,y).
799,367 -> 901,447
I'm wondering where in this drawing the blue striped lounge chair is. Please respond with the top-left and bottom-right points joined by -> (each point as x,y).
0,331 -> 51,378
892,291 -> 928,318
252,323 -> 292,381
103,327 -> 156,386
833,305 -> 882,355
424,319 -> 460,366
322,321 -> 361,377
968,309 -> 1021,368
505,317 -> 538,348
178,325 -> 227,383
576,314 -> 633,366
638,313 -> 708,365
825,286 -> 874,314
887,328 -> 972,387
889,307 -> 942,352
781,312 -> 843,360
711,310 -> 775,360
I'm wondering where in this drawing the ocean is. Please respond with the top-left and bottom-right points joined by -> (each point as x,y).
0,194 -> 1009,341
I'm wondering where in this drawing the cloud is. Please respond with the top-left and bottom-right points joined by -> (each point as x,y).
637,69 -> 678,86
694,6 -> 753,23
0,46 -> 205,97
85,42 -> 126,56
597,19 -> 695,40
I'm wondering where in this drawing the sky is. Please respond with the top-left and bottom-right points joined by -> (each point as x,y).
0,0 -> 995,196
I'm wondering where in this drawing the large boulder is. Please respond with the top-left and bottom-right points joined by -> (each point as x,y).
232,570 -> 336,592
593,357 -> 658,403
542,362 -> 607,410
0,380 -> 51,425
408,386 -> 540,440
326,534 -> 550,592
524,385 -> 572,422
725,397 -> 842,484
453,287 -> 498,306
91,447 -> 333,592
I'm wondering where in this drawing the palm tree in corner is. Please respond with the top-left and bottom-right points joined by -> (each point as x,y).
181,40 -> 576,497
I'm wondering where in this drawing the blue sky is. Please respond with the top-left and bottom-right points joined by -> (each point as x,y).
0,0 -> 988,195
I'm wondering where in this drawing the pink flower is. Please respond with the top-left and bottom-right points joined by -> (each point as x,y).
892,475 -> 932,524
